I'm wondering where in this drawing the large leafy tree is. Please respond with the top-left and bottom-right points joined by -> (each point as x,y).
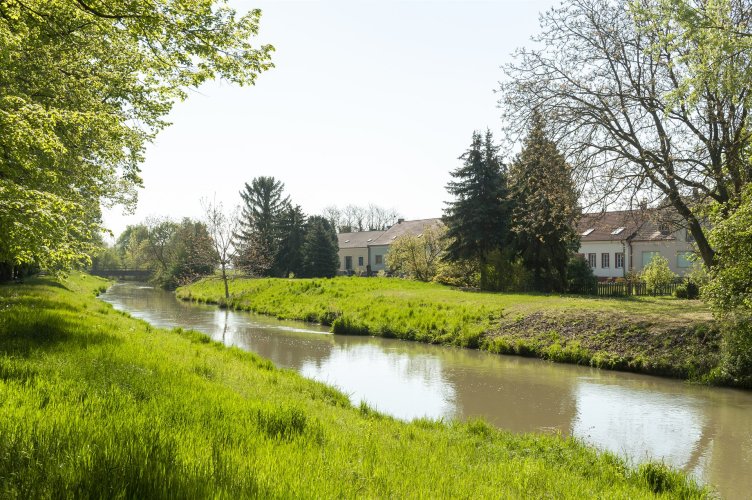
386,224 -> 447,282
0,1 -> 273,277
301,216 -> 339,278
500,0 -> 752,269
509,114 -> 580,292
443,130 -> 509,290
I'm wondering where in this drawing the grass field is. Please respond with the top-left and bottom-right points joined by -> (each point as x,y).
0,273 -> 708,497
178,276 -> 719,380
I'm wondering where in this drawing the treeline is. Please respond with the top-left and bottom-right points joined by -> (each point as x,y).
98,177 -> 341,289
322,204 -> 401,233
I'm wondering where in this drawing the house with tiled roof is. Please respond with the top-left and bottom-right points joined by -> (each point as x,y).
366,218 -> 444,273
336,230 -> 384,274
577,210 -> 698,279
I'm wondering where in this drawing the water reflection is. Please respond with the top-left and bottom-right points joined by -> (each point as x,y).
100,282 -> 752,499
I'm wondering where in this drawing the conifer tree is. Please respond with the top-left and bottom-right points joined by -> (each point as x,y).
235,176 -> 289,276
509,113 -> 579,292
276,205 -> 307,277
443,130 -> 509,290
301,216 -> 339,278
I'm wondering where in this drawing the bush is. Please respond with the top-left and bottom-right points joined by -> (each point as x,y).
641,255 -> 676,294
433,259 -> 480,288
674,281 -> 699,299
566,255 -> 596,293
718,313 -> 752,386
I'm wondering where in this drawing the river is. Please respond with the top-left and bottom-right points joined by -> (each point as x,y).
100,282 -> 752,498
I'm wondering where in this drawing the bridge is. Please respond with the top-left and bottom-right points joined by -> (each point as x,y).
90,268 -> 153,280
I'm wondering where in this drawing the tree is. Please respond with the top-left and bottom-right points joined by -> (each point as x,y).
443,130 -> 510,290
235,176 -> 289,276
202,197 -> 240,299
301,216 -> 339,278
508,114 -> 580,292
500,0 -> 752,269
165,219 -> 218,289
115,225 -> 150,269
276,205 -> 307,277
641,254 -> 677,295
0,1 -> 273,276
386,224 -> 446,281
323,204 -> 401,232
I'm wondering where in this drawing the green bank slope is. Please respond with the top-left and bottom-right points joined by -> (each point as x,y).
0,273 -> 706,498
178,277 -> 719,380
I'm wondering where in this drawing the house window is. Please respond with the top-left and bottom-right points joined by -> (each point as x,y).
677,251 -> 695,268
615,252 -> 625,269
345,256 -> 352,270
642,251 -> 660,268
685,229 -> 695,242
358,256 -> 364,266
601,253 -> 610,268
588,253 -> 597,268
375,254 -> 383,265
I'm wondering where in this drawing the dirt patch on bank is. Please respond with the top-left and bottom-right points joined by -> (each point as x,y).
483,311 -> 721,379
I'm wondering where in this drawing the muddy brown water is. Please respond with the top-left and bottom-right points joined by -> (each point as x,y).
100,282 -> 752,498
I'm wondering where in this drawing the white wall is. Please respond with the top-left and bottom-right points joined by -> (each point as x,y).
368,244 -> 390,272
577,241 -> 629,279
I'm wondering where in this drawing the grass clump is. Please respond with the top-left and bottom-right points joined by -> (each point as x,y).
0,272 -> 711,497
179,276 -> 719,380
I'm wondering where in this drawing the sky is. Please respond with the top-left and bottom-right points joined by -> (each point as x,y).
102,0 -> 559,238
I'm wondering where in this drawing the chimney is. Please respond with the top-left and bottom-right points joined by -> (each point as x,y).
397,218 -> 404,224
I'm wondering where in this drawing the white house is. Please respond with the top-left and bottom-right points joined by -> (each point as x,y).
577,210 -> 698,279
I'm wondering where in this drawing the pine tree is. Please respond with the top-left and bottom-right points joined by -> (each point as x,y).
509,113 -> 580,292
443,130 -> 510,290
276,204 -> 307,277
235,176 -> 290,276
301,216 -> 339,278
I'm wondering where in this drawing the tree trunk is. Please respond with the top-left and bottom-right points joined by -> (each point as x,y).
221,264 -> 229,299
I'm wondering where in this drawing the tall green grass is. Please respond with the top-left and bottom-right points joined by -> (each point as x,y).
178,276 -> 717,379
0,273 -> 708,497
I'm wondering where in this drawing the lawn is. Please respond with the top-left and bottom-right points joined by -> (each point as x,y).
0,272 -> 707,497
178,276 -> 719,380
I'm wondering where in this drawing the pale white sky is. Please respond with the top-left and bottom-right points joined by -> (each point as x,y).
102,0 -> 558,237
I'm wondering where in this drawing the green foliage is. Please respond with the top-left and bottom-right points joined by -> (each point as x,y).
386,224 -> 446,281
0,273 -> 708,497
567,255 -> 597,293
508,113 -> 580,292
0,1 -> 273,273
714,313 -> 752,387
443,130 -> 510,290
641,255 -> 676,295
301,216 -> 339,278
433,259 -> 480,288
674,282 -> 700,300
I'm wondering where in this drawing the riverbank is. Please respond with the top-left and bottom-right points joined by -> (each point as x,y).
178,277 -> 720,381
0,273 -> 707,497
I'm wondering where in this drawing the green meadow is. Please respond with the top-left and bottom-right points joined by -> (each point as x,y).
178,276 -> 718,380
0,273 -> 708,498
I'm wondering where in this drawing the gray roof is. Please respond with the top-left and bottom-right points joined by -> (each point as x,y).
578,209 -> 682,242
337,230 -> 385,249
370,218 -> 444,246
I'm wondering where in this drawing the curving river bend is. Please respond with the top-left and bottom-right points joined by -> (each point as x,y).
100,282 -> 752,499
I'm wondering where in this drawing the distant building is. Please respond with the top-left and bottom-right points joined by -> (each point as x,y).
336,218 -> 444,275
577,210 -> 698,279
336,230 -> 384,274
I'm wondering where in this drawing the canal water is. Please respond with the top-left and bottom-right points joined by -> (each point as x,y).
100,282 -> 752,498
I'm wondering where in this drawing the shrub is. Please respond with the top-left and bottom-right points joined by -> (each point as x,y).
718,313 -> 752,386
566,255 -> 596,293
641,255 -> 676,294
674,281 -> 699,300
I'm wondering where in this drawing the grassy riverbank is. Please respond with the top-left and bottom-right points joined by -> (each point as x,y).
178,277 -> 719,380
0,273 -> 708,497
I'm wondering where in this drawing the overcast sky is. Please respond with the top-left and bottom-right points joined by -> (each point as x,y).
102,0 -> 558,238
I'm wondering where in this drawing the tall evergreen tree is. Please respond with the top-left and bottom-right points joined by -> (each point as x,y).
301,216 -> 339,278
276,205 -> 307,277
443,130 -> 509,290
235,176 -> 289,276
509,113 -> 580,292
